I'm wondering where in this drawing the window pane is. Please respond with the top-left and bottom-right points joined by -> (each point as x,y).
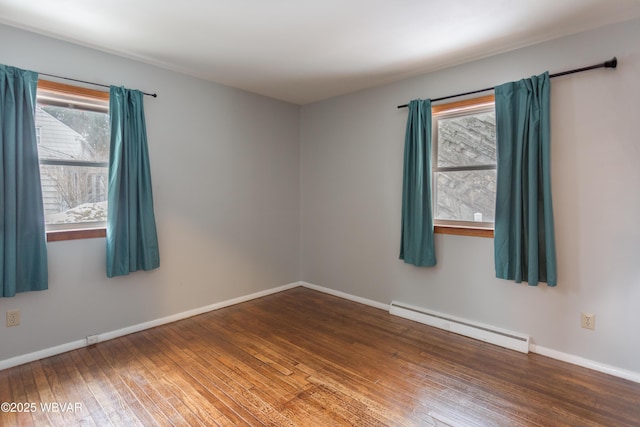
437,111 -> 496,167
40,165 -> 108,225
36,105 -> 109,163
35,99 -> 110,227
435,170 -> 496,222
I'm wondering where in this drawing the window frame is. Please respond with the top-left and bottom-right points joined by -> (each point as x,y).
431,94 -> 496,238
36,80 -> 110,242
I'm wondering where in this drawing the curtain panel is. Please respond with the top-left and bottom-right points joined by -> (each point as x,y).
400,99 -> 437,267
494,72 -> 557,286
107,86 -> 159,277
0,64 -> 48,297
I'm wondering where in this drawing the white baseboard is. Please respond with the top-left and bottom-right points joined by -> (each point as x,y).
299,282 -> 640,384
530,344 -> 640,384
299,281 -> 389,311
0,339 -> 89,372
0,282 -> 300,371
3,280 -> 639,385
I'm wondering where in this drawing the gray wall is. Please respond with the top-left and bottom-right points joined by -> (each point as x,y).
2,18 -> 639,377
0,24 -> 301,361
300,19 -> 640,373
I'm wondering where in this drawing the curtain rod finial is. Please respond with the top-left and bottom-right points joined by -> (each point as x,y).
605,57 -> 617,69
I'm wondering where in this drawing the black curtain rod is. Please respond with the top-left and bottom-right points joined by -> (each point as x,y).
38,72 -> 158,98
397,57 -> 617,109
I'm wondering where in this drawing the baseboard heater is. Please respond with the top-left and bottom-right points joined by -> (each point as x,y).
389,301 -> 530,353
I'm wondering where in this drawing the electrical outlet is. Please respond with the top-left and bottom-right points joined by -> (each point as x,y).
581,312 -> 595,330
6,310 -> 20,327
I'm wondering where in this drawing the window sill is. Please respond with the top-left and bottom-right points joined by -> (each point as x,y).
47,228 -> 106,242
434,225 -> 494,238
45,226 -> 491,241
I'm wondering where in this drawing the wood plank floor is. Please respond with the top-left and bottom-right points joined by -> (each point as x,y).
1,287 -> 639,426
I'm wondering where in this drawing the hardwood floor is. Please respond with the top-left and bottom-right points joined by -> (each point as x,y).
1,287 -> 639,426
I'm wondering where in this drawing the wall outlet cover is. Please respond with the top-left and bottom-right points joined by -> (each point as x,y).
6,310 -> 20,327
581,312 -> 595,330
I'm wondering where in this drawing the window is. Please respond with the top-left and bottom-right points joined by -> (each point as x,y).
432,95 -> 496,237
36,80 -> 110,241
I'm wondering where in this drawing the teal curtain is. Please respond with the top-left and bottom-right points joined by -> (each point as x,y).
494,72 -> 557,286
107,86 -> 159,277
400,99 -> 436,267
0,64 -> 48,297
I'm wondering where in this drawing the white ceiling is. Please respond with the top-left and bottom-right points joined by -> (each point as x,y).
1,0 -> 640,105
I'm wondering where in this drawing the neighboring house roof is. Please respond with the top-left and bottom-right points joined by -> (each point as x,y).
35,105 -> 90,160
